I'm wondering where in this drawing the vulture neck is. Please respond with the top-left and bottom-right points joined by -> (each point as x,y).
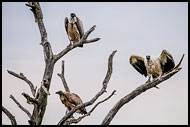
146,59 -> 153,68
69,17 -> 76,24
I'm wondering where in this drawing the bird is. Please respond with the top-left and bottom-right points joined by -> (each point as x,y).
64,13 -> 84,48
130,49 -> 175,83
56,91 -> 87,115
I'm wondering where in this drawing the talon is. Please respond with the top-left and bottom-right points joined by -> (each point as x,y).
145,77 -> 151,83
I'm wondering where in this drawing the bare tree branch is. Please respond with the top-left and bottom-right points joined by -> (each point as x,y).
54,25 -> 100,62
26,2 -> 46,43
89,90 -> 116,114
64,90 -> 116,125
25,2 -> 55,125
58,50 -> 117,125
83,38 -> 101,44
7,70 -> 36,97
25,2 -> 100,125
174,54 -> 185,69
2,106 -> 17,125
10,95 -> 31,118
101,54 -> 185,125
57,61 -> 70,92
22,93 -> 38,105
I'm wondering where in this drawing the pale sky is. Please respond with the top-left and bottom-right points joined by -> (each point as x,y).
2,2 -> 188,125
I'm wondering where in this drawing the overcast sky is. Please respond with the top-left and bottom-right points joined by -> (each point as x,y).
2,2 -> 188,125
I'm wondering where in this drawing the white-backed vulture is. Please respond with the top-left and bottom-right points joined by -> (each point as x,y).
130,49 -> 175,83
64,13 -> 84,47
56,91 -> 87,114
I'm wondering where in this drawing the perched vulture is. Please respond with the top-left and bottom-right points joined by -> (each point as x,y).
56,91 -> 87,114
64,13 -> 84,47
130,49 -> 175,83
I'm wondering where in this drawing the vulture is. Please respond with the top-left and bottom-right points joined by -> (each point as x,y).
56,91 -> 87,115
130,49 -> 175,83
64,13 -> 84,47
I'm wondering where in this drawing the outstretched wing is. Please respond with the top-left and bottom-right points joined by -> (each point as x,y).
130,55 -> 147,77
64,17 -> 69,35
76,17 -> 84,39
159,49 -> 175,73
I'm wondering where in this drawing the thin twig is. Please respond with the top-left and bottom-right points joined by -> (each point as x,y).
2,106 -> 17,125
57,61 -> 70,92
174,54 -> 184,69
10,95 -> 31,118
89,90 -> 116,114
58,50 -> 117,125
7,70 -> 36,97
83,38 -> 101,44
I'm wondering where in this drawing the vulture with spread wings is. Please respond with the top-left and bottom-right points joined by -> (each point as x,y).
130,49 -> 175,83
64,13 -> 84,48
56,91 -> 87,115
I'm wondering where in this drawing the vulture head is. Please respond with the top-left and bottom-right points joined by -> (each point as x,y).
70,13 -> 76,18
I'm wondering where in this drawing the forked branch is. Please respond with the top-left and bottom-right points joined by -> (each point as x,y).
7,70 -> 36,97
58,50 -> 117,125
64,90 -> 116,125
54,25 -> 100,62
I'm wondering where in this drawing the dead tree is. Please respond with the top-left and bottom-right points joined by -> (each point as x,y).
2,2 -> 184,125
3,2 -> 100,125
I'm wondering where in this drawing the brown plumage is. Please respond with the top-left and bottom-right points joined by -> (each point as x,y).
56,91 -> 87,114
130,49 -> 175,83
64,13 -> 84,47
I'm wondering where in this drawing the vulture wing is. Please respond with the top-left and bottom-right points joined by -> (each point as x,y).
64,92 -> 87,114
64,17 -> 69,35
76,17 -> 84,38
130,55 -> 147,77
159,49 -> 175,73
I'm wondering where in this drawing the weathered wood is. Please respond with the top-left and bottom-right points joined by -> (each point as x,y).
57,61 -> 70,92
10,95 -> 31,118
25,2 -> 100,125
2,106 -> 17,125
7,70 -> 36,97
58,50 -> 117,125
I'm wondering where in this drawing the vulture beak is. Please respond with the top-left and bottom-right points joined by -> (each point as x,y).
70,13 -> 76,23
55,91 -> 62,95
